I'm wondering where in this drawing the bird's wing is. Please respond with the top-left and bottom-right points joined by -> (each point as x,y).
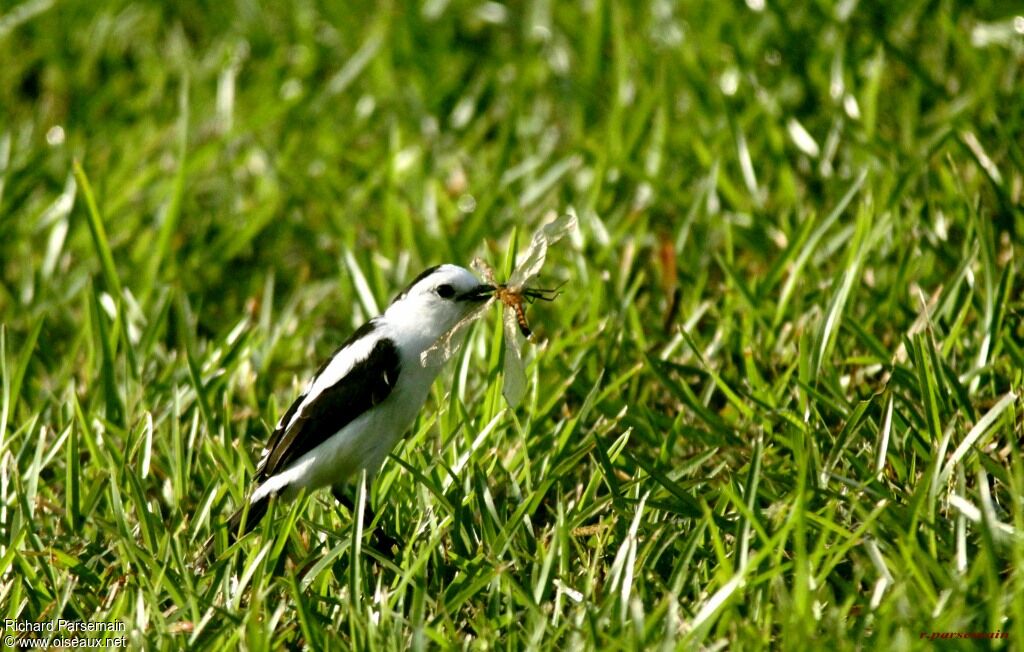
256,323 -> 401,482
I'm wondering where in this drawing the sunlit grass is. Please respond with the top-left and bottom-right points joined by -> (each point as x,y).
1,0 -> 1022,648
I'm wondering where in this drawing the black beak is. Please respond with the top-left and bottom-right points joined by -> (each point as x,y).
459,284 -> 495,302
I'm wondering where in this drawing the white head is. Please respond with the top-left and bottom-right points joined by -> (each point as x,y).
383,264 -> 493,349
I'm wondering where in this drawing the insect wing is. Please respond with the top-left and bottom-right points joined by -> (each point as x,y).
501,304 -> 528,407
508,212 -> 578,288
420,298 -> 494,367
471,257 -> 497,285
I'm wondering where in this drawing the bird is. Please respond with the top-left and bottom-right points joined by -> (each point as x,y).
201,264 -> 494,561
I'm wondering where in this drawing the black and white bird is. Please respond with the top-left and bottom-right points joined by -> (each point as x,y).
204,264 -> 493,558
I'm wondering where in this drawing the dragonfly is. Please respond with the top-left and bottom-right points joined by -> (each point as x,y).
420,211 -> 577,406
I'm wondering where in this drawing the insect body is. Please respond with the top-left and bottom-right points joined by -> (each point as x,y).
501,288 -> 531,337
495,283 -> 562,337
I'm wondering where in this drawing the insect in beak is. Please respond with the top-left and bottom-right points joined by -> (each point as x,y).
459,284 -> 496,302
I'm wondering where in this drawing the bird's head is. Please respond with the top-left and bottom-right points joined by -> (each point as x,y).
384,264 -> 494,346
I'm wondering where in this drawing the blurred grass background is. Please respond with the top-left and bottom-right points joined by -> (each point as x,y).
1,0 -> 1022,648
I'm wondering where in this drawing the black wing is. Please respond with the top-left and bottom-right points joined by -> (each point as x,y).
256,331 -> 401,483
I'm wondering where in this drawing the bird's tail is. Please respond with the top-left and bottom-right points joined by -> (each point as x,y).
195,493 -> 271,571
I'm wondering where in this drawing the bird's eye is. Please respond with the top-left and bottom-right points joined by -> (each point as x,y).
435,284 -> 456,299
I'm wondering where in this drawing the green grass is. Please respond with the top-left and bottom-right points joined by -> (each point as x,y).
2,0 -> 1023,648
